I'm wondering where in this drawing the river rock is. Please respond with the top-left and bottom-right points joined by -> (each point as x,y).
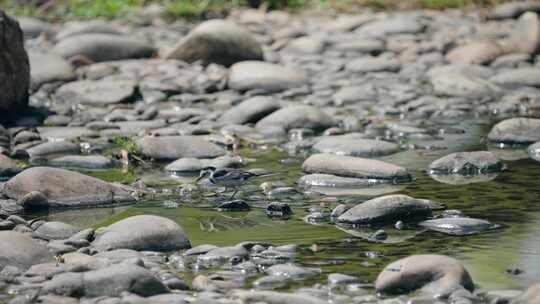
347,55 -> 401,73
419,217 -> 494,235
255,106 -> 334,131
302,154 -> 411,181
220,96 -> 280,125
233,290 -> 327,304
505,12 -> 540,55
446,41 -> 504,65
165,155 -> 242,173
48,155 -> 113,170
3,167 -> 133,207
337,194 -> 434,225
25,141 -> 80,159
55,79 -> 137,106
33,221 -> 80,240
17,16 -> 54,39
375,254 -> 474,297
0,154 -> 22,178
92,215 -> 191,252
490,68 -> 540,88
429,151 -> 504,174
138,136 -> 226,160
164,19 -> 263,66
228,61 -> 307,92
356,15 -> 425,37
312,136 -> 399,157
512,282 -> 540,304
42,263 -> 168,297
0,231 -> 55,269
285,36 -> 326,54
29,52 -> 75,90
428,65 -> 500,99
489,1 -> 540,19
53,33 -> 155,62
487,118 -> 540,144
55,20 -> 122,41
0,10 -> 30,119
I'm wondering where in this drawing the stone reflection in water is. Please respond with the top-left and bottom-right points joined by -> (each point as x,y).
44,206 -> 130,228
429,173 -> 499,185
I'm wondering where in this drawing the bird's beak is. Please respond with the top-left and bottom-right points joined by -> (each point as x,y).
195,172 -> 206,183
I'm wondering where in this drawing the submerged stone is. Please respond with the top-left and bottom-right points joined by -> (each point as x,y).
419,217 -> 495,235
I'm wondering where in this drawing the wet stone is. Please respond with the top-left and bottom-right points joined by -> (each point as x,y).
419,217 -> 495,235
266,202 -> 293,218
53,33 -> 155,62
48,155 -> 113,170
337,194 -> 434,226
312,136 -> 399,157
429,151 -> 504,175
32,221 -> 80,240
217,200 -> 250,212
488,118 -> 540,144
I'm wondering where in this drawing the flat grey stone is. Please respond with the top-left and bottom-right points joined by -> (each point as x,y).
487,118 -> 540,144
302,153 -> 411,181
228,61 -> 307,93
138,136 -> 226,160
55,79 -> 137,106
42,263 -> 168,297
0,231 -> 55,270
312,136 -> 399,157
255,105 -> 334,131
490,67 -> 540,88
419,217 -> 494,235
33,221 -> 80,240
53,33 -> 155,62
25,141 -> 80,159
55,20 -> 122,41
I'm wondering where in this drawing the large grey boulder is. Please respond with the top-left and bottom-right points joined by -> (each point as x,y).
375,255 -> 474,297
0,231 -> 55,270
0,10 -> 30,118
92,215 -> 191,252
429,151 -> 504,175
255,106 -> 334,131
164,19 -> 263,66
302,154 -> 411,181
487,118 -> 540,144
53,33 -> 155,62
505,12 -> 540,55
428,65 -> 500,99
138,136 -> 226,160
228,61 -> 307,93
3,167 -> 134,208
42,263 -> 169,297
337,194 -> 434,225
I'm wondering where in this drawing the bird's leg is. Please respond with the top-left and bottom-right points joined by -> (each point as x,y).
230,188 -> 238,200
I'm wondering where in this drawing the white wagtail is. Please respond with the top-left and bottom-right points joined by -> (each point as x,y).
195,166 -> 276,199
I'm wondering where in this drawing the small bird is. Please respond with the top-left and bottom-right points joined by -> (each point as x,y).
195,166 -> 273,199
